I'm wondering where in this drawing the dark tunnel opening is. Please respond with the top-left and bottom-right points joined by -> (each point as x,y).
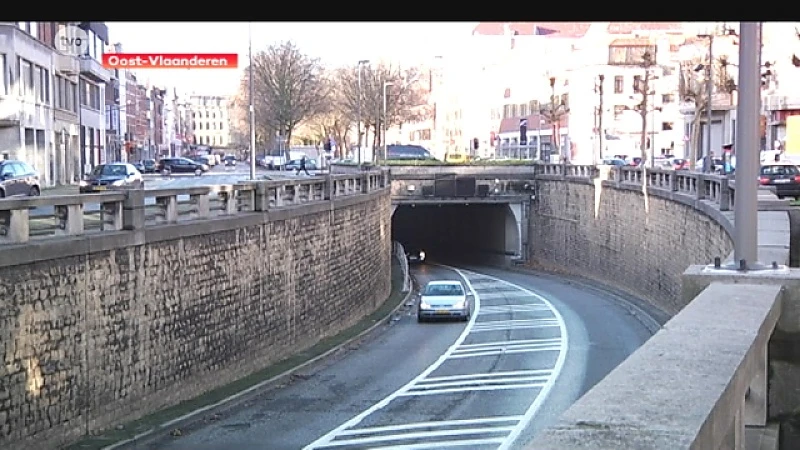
391,203 -> 521,266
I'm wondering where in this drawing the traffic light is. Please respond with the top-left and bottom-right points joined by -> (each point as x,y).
473,138 -> 479,150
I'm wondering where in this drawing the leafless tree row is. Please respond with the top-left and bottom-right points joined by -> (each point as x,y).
230,41 -> 432,159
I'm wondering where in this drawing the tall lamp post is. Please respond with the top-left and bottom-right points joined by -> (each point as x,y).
596,74 -> 605,164
382,81 -> 394,163
540,77 -> 569,163
356,59 -> 369,164
698,33 -> 715,173
248,22 -> 256,181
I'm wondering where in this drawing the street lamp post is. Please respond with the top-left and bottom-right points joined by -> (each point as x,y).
382,81 -> 394,163
732,22 -> 761,269
248,22 -> 256,181
356,60 -> 369,164
597,74 -> 605,164
698,33 -> 715,173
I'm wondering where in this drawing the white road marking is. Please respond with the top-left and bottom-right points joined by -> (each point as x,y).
423,369 -> 552,382
337,416 -> 524,436
479,304 -> 551,314
450,341 -> 562,359
314,426 -> 515,447
470,318 -> 561,332
304,266 -> 568,450
366,437 -> 507,449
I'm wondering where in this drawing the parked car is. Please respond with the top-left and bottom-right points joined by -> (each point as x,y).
387,144 -> 436,160
157,157 -> 209,175
600,158 -> 627,167
0,159 -> 40,198
134,159 -> 157,173
759,162 -> 800,200
284,158 -> 318,171
417,280 -> 471,322
79,163 -> 143,193
223,155 -> 237,166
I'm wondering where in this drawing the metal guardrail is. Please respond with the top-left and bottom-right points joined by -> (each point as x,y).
0,170 -> 390,245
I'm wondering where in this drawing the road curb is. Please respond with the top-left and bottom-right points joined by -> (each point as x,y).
101,280 -> 415,450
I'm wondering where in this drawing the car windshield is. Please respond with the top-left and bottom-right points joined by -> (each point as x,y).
92,165 -> 127,176
424,284 -> 464,296
762,165 -> 800,175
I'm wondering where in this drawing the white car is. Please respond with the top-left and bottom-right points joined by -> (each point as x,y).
417,280 -> 471,322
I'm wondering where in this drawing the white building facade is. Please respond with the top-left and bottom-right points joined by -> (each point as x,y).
77,22 -> 111,175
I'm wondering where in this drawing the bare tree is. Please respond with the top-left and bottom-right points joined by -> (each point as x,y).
635,51 -> 655,165
231,70 -> 278,154
251,41 -> 328,147
679,52 -> 737,170
336,63 -> 432,156
303,70 -> 353,158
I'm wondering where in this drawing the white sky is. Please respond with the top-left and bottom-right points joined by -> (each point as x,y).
108,22 -> 477,97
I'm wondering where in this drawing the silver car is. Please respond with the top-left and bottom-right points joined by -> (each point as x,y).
417,280 -> 471,322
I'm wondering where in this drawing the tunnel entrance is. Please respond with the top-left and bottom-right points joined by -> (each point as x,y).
391,203 -> 522,266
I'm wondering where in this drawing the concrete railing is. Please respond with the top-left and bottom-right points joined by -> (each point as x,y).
529,282 -> 783,450
527,162 -> 792,450
0,170 -> 390,245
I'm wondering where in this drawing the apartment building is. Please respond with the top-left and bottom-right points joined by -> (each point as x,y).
1,22 -> 61,186
149,87 -> 165,155
105,42 -> 125,162
76,22 -> 111,176
472,22 -> 688,162
188,94 -> 232,148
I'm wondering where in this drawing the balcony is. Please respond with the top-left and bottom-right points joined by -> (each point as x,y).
79,55 -> 111,84
55,52 -> 79,77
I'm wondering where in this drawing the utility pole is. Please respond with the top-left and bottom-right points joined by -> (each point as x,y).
541,77 -> 569,162
597,74 -> 605,163
705,34 -> 715,173
248,22 -> 256,181
637,51 -> 654,167
356,60 -> 369,164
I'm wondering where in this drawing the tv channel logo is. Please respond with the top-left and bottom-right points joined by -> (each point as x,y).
55,24 -> 89,57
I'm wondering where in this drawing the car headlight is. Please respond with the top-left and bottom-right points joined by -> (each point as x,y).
419,301 -> 432,310
78,180 -> 88,187
419,251 -> 426,260
453,300 -> 466,309
111,180 -> 126,186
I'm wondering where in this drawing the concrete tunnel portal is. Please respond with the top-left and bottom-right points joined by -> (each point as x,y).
391,203 -> 524,265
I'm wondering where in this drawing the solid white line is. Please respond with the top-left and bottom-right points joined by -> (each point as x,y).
454,340 -> 560,351
402,383 -> 545,396
314,426 -> 514,447
469,323 -> 560,332
364,437 -> 507,449
303,269 -> 484,449
457,338 -> 561,349
453,269 -> 569,450
337,416 -> 524,436
453,344 -> 561,355
479,305 -> 550,313
423,369 -> 552,382
414,375 -> 549,389
448,347 -> 561,359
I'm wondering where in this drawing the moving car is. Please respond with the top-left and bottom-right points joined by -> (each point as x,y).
759,162 -> 800,199
0,159 -> 40,198
417,280 -> 471,322
80,163 -> 143,193
157,157 -> 209,175
386,144 -> 436,161
405,247 -> 426,264
223,155 -> 237,166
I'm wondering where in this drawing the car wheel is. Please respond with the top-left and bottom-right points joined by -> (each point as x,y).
161,169 -> 171,176
417,315 -> 424,323
0,189 -> 4,198
29,186 -> 40,197
778,195 -> 785,200
195,168 -> 202,176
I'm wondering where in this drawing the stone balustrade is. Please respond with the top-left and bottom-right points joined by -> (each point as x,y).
0,170 -> 389,246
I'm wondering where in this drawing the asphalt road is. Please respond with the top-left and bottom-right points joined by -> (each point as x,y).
122,264 -> 658,450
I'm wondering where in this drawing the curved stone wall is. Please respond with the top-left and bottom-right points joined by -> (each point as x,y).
0,189 -> 392,449
530,170 -> 733,315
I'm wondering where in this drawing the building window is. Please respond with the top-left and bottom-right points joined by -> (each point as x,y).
633,75 -> 642,93
0,54 -> 6,95
19,58 -> 34,99
614,76 -> 623,94
662,122 -> 674,131
69,81 -> 78,113
29,22 -> 38,39
608,45 -> 657,65
38,67 -> 49,103
614,105 -> 626,117
219,121 -> 223,130
662,94 -> 674,104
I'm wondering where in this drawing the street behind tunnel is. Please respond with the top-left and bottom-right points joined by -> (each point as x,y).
392,203 -> 520,265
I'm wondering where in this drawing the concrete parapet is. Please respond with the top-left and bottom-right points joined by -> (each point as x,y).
526,282 -> 783,450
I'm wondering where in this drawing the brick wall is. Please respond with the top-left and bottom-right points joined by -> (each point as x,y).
0,192 -> 392,449
530,180 -> 733,315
